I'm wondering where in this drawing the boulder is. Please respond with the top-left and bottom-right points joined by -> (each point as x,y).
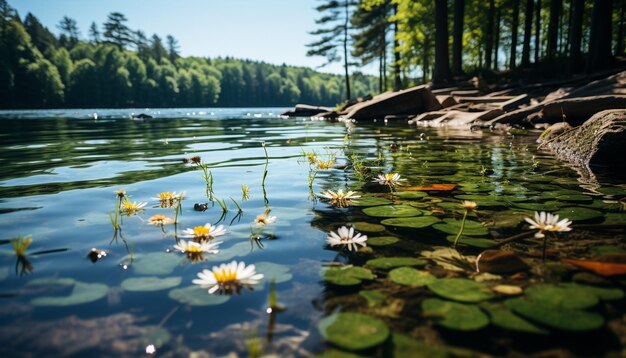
528,95 -> 626,126
281,104 -> 334,117
340,85 -> 442,120
536,122 -> 572,144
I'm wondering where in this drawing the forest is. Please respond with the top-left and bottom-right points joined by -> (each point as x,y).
0,0 -> 624,109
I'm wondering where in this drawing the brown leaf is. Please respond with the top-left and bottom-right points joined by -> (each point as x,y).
561,258 -> 626,276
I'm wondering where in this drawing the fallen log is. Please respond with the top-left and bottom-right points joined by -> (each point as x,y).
528,95 -> 626,126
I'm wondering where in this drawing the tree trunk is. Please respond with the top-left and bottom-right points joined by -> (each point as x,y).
546,0 -> 562,60
494,9 -> 501,70
586,0 -> 614,73
522,0 -> 534,66
452,0 -> 465,75
535,0 -> 542,62
617,0 -> 625,55
393,3 -> 402,91
433,0 -> 451,84
510,0 -> 520,69
343,1 -> 351,100
567,0 -> 584,73
486,0 -> 495,69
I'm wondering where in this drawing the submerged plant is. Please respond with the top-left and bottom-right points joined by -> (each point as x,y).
453,201 -> 478,248
185,155 -> 214,199
11,234 -> 32,257
327,226 -> 368,252
109,189 -> 125,230
319,189 -> 360,208
230,197 -> 243,213
373,173 -> 405,192
525,211 -> 573,260
261,143 -> 270,206
193,260 -> 264,295
215,197 -> 229,213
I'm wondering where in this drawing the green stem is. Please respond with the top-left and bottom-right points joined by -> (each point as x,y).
453,210 -> 468,248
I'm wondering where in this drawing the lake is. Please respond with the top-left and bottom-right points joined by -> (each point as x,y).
0,108 -> 625,357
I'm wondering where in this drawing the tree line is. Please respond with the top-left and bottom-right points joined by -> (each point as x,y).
0,1 -> 377,109
308,0 -> 625,99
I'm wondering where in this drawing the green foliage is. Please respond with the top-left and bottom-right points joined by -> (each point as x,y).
318,312 -> 390,351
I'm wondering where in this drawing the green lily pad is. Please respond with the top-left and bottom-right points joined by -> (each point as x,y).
391,334 -> 449,358
598,186 -> 626,196
427,278 -> 494,302
601,213 -> 626,225
433,219 -> 489,236
485,211 -> 530,229
318,312 -> 389,351
30,278 -> 108,306
513,201 -> 562,212
121,276 -> 181,292
359,290 -> 386,307
381,216 -> 441,229
564,283 -> 624,301
524,284 -> 599,309
363,205 -> 422,218
480,302 -> 549,334
367,236 -> 400,247
394,191 -> 428,199
556,194 -> 594,203
133,252 -> 181,275
454,195 -> 503,207
140,327 -> 171,349
212,241 -> 251,261
324,266 -> 375,286
351,196 -> 393,207
389,267 -> 436,287
366,257 -> 427,270
254,261 -> 292,284
168,285 -> 230,306
555,207 -> 604,222
445,235 -> 497,248
422,298 -> 490,331
505,297 -> 604,331
353,222 -> 386,233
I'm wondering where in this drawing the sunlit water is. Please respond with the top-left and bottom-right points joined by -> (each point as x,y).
0,108 -> 624,357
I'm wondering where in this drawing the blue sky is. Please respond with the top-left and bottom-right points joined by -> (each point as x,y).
10,0 -> 375,75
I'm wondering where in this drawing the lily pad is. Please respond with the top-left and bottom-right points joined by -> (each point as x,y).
324,266 -> 375,286
254,261 -> 292,284
445,235 -> 497,248
525,284 -> 599,309
394,191 -> 428,199
359,290 -> 385,307
454,195 -> 503,207
427,278 -> 494,302
367,236 -> 400,247
422,298 -> 490,331
362,205 -> 422,218
381,216 -> 441,229
480,302 -> 549,334
212,241 -> 251,261
556,194 -> 594,203
505,298 -> 604,332
555,207 -> 604,222
366,257 -> 427,270
351,196 -> 393,207
601,213 -> 626,226
352,222 -> 386,233
564,283 -> 624,301
168,285 -> 230,306
121,276 -> 182,292
513,201 -> 562,212
318,312 -> 389,351
30,278 -> 108,306
389,267 -> 436,287
133,252 -> 180,276
433,219 -> 489,236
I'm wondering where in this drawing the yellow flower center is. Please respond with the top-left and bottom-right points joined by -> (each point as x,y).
158,192 -> 172,200
213,268 -> 238,283
150,214 -> 166,224
255,215 -> 268,225
385,173 -> 395,182
187,245 -> 203,253
193,226 -> 210,237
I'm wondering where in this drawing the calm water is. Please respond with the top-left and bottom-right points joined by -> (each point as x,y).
0,108 -> 624,357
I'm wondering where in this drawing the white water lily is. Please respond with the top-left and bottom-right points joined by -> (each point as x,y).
319,189 -> 361,202
524,211 -> 572,238
174,239 -> 221,254
373,173 -> 405,188
327,226 -> 368,252
148,214 -> 175,226
254,214 -> 277,227
193,260 -> 264,294
181,223 -> 226,240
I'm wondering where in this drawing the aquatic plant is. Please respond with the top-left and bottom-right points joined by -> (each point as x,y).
349,152 -> 370,181
453,201 -> 478,248
181,223 -> 226,241
109,189 -> 125,230
120,199 -> 147,216
184,155 -> 214,199
319,189 -> 360,208
230,197 -> 243,212
524,211 -> 573,260
193,260 -> 264,295
148,214 -> 175,226
261,143 -> 270,206
373,173 -> 405,192
11,234 -> 32,257
153,191 -> 184,208
254,213 -> 277,227
215,197 -> 229,213
241,184 -> 250,201
327,226 -> 368,252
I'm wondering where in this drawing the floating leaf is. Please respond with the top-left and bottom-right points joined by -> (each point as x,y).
254,261 -> 292,284
140,327 -> 171,349
480,302 -> 548,334
389,267 -> 436,287
422,298 -> 489,331
427,278 -> 494,302
555,207 -> 604,222
556,194 -> 593,203
318,312 -> 389,351
359,290 -> 386,307
352,222 -> 386,233
30,278 -> 108,306
367,236 -> 400,247
366,257 -> 427,270
454,195 -> 503,207
563,283 -> 624,301
324,266 -> 375,286
513,201 -> 562,212
212,241 -> 251,261
394,191 -> 428,199
380,216 -> 440,229
601,213 -> 626,225
524,284 -> 599,309
121,276 -> 182,292
505,298 -> 604,332
362,205 -> 422,218
351,196 -> 393,207
561,258 -> 626,276
168,285 -> 230,306
420,248 -> 476,272
407,184 -> 457,191
433,219 -> 489,236
445,235 -> 497,248
133,252 -> 180,276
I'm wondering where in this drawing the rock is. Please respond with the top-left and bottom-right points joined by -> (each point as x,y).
475,249 -> 530,274
280,104 -> 333,117
132,113 -> 153,119
436,95 -> 458,108
340,85 -> 442,120
539,110 -> 626,175
528,95 -> 626,126
537,122 -> 572,144
312,110 -> 339,120
384,114 -> 416,121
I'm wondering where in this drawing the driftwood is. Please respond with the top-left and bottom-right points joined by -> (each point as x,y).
528,95 -> 626,126
539,110 -> 626,174
340,85 -> 442,120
